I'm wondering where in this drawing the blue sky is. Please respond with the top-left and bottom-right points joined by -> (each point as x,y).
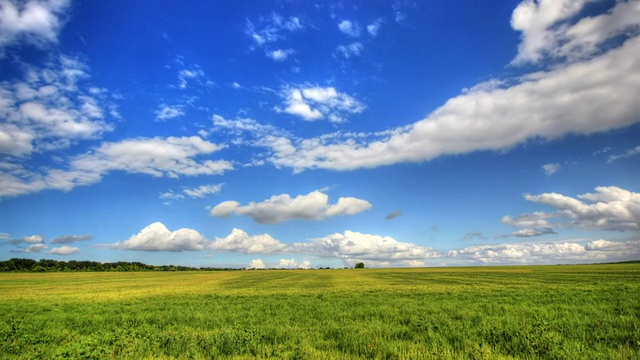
1,0 -> 639,268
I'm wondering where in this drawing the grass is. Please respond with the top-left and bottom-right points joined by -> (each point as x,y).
1,264 -> 639,359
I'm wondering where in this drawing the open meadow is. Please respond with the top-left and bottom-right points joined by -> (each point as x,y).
1,264 -> 639,359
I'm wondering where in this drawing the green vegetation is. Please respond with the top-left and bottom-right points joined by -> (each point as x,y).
1,264 -> 638,359
0,258 -> 241,272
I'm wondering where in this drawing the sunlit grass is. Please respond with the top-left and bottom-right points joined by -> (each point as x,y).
1,264 -> 639,359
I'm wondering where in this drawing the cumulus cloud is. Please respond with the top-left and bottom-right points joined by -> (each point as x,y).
210,200 -> 241,217
19,234 -> 44,243
518,186 -> 640,231
48,245 -> 79,255
2,234 -> 45,245
0,136 -> 233,199
511,0 -> 640,65
261,4 -> 640,172
277,258 -> 311,269
292,230 -> 440,267
0,0 -> 71,53
210,190 -> 372,224
209,228 -> 286,253
274,85 -> 365,122
70,136 -> 231,179
511,227 -> 556,237
112,222 -> 209,251
50,235 -> 93,244
542,163 -> 561,176
248,259 -> 266,269
0,55 -> 114,157
24,243 -> 48,253
449,239 -> 640,265
338,20 -> 361,37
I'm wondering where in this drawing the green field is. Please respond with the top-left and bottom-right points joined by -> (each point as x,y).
1,264 -> 639,359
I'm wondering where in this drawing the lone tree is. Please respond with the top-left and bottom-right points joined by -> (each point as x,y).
354,262 -> 365,269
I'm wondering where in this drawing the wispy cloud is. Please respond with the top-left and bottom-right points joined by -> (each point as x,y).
542,163 -> 561,176
607,145 -> 640,163
335,42 -> 363,58
51,235 -> 93,244
155,104 -> 184,121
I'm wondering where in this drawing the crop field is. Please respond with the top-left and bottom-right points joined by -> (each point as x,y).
1,264 -> 639,359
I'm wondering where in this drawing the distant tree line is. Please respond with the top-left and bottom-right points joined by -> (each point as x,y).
0,258 -> 242,272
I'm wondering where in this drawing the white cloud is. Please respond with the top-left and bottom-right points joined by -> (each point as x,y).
159,190 -> 185,203
274,85 -> 365,122
449,239 -> 640,265
0,55 -> 114,157
505,186 -> 640,232
325,196 -> 373,217
155,104 -> 184,121
367,19 -> 383,37
266,33 -> 640,172
607,145 -> 640,163
0,135 -> 232,198
113,222 -> 208,251
336,42 -> 363,58
20,234 -> 44,243
245,13 -> 303,50
277,258 -> 311,269
48,245 -> 79,255
51,235 -> 92,244
266,49 -> 294,61
210,190 -> 372,224
292,230 -> 440,267
25,243 -> 48,253
502,211 -> 555,229
542,163 -> 561,176
248,259 -> 266,269
209,228 -> 286,253
338,20 -> 361,37
212,114 -> 289,148
510,227 -> 556,237
0,0 -> 70,53
177,66 -> 212,89
71,136 -> 232,179
510,0 -> 640,65
210,200 -> 240,217
183,183 -> 223,198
